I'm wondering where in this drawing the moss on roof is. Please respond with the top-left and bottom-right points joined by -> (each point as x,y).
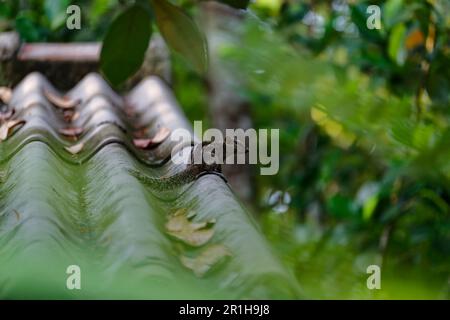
0,73 -> 300,299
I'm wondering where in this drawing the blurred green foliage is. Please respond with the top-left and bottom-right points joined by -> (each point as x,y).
0,0 -> 123,41
1,0 -> 449,299
223,0 -> 450,299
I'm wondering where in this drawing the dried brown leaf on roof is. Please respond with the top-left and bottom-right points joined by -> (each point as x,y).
71,111 -> 80,122
64,142 -> 84,155
152,127 -> 171,143
63,110 -> 80,123
180,244 -> 232,277
44,90 -> 80,109
165,208 -> 216,247
0,119 -> 26,141
133,126 -> 170,149
0,87 -> 12,104
133,127 -> 149,139
13,209 -> 21,221
59,127 -> 84,138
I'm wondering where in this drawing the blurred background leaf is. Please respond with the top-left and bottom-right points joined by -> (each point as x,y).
152,0 -> 208,73
100,4 -> 152,85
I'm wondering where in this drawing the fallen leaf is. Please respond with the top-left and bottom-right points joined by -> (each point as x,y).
63,110 -> 80,123
13,209 -> 20,221
0,87 -> 12,104
0,119 -> 26,141
133,127 -> 149,139
65,142 -> 84,155
180,244 -> 232,277
71,111 -> 80,122
165,209 -> 215,247
152,127 -> 171,143
133,138 -> 153,149
44,90 -> 80,109
59,127 -> 84,137
133,127 -> 170,149
63,110 -> 74,122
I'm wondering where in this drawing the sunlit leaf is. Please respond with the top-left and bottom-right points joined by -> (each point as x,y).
362,195 -> 378,221
151,0 -> 207,73
388,24 -> 407,65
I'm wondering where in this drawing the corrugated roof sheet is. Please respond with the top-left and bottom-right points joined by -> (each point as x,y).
0,73 -> 300,299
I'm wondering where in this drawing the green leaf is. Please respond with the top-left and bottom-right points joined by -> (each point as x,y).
388,23 -> 407,65
151,0 -> 207,73
100,5 -> 152,86
363,195 -> 378,221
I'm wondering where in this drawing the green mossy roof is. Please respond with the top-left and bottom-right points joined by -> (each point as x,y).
0,73 -> 300,299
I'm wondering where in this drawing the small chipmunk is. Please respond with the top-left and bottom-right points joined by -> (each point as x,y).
131,137 -> 247,191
